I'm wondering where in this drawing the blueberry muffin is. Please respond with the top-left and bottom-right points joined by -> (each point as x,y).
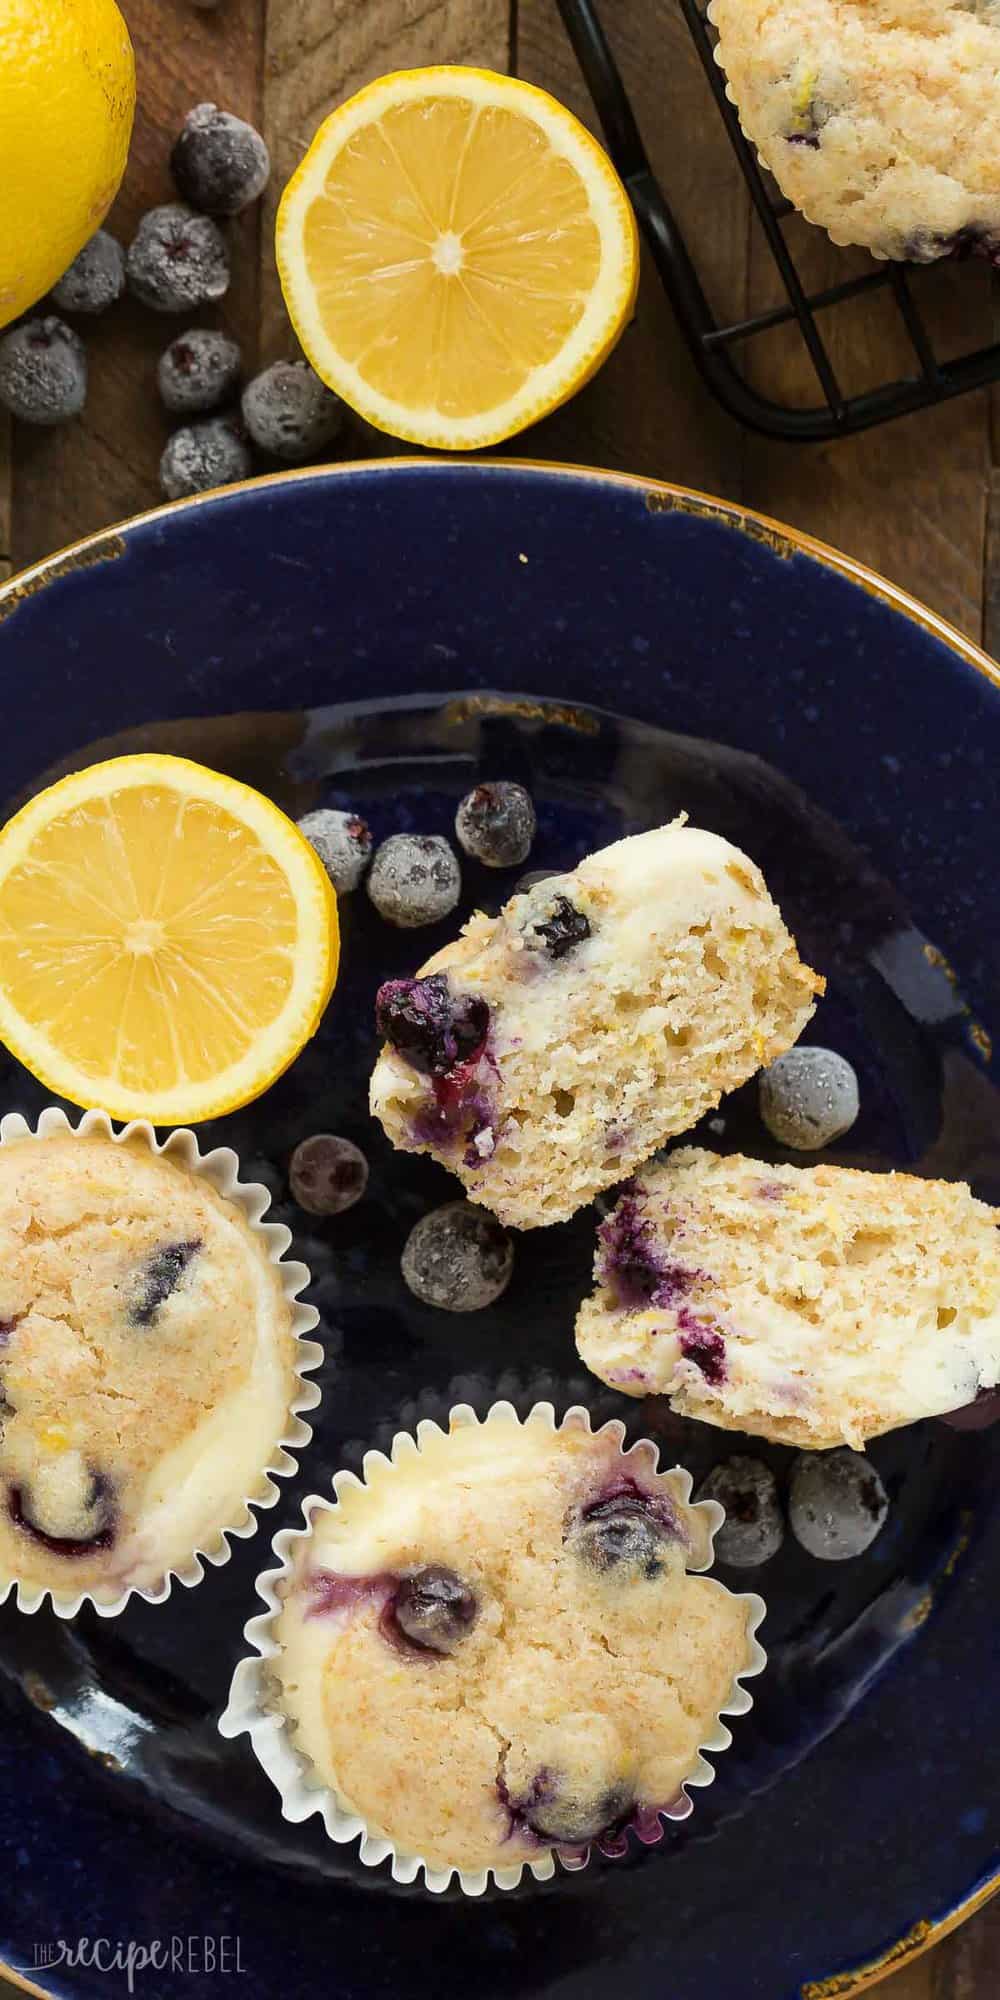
370,822 -> 821,1228
710,0 -> 1000,264
0,1134 -> 301,1606
266,1413 -> 763,1878
575,1149 -> 1000,1448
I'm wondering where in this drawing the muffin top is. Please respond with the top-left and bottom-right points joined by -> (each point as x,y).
0,1135 -> 298,1603
710,0 -> 1000,262
271,1414 -> 760,1876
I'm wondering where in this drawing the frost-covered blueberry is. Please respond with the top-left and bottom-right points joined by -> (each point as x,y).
0,318 -> 87,425
171,103 -> 271,216
530,894 -> 591,959
401,1201 -> 513,1311
389,1565 -> 478,1655
159,415 -> 252,499
375,973 -> 489,1075
241,360 -> 343,463
697,1456 -> 784,1566
455,781 -> 536,868
129,1239 -> 201,1326
10,1463 -> 115,1556
50,230 -> 126,315
367,834 -> 461,928
759,1046 -> 860,1151
788,1448 -> 888,1561
289,1134 -> 368,1216
127,205 -> 230,313
296,807 -> 372,893
158,328 -> 242,414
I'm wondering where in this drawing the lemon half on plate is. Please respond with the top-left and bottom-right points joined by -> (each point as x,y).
276,65 -> 639,450
0,755 -> 339,1124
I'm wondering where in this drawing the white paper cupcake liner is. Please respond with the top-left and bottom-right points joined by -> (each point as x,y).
0,1104 -> 324,1620
220,1397 -> 767,1897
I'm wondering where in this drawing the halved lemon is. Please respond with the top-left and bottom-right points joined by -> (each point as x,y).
276,66 -> 639,449
0,755 -> 339,1124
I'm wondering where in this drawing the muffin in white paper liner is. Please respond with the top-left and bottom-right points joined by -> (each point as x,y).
0,1105 -> 323,1620
220,1398 -> 767,1897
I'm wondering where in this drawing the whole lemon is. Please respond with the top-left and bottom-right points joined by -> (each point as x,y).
0,0 -> 135,329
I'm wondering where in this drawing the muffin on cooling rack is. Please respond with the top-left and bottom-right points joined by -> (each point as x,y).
710,0 -> 1000,264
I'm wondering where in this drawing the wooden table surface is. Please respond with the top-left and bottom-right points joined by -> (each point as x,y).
0,1 -> 998,1994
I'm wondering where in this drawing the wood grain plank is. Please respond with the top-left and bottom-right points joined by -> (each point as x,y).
259,0 -> 512,366
514,0 -> 748,495
10,0 -> 265,573
0,413 -> 10,581
878,1896 -> 1000,1997
739,202 -> 991,640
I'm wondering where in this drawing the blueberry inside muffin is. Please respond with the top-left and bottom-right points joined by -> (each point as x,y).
268,1414 -> 761,1876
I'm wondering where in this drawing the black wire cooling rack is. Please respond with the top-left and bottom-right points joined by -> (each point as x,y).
557,0 -> 1000,440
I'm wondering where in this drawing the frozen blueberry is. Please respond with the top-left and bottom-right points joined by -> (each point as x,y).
159,415 -> 252,499
241,360 -> 343,463
297,807 -> 373,893
697,1456 -> 784,1566
158,328 -> 242,414
375,973 -> 489,1076
130,1239 -> 201,1327
788,1448 -> 888,1561
367,834 -> 461,928
50,230 -> 126,315
401,1201 -> 513,1312
289,1134 -> 368,1216
759,1046 -> 860,1151
390,1565 -> 478,1655
530,894 -> 592,959
127,205 -> 230,314
455,781 -> 536,869
0,318 -> 87,425
171,103 -> 271,216
568,1490 -> 676,1577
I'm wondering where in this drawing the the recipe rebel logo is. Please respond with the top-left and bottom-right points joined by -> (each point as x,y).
18,1935 -> 247,1991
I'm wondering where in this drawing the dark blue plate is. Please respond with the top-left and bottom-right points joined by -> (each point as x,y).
0,462 -> 998,2000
